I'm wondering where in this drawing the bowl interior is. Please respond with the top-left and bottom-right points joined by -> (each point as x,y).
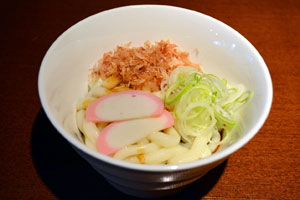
38,5 -> 272,170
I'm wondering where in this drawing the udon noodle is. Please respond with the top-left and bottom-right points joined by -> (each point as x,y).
75,40 -> 252,164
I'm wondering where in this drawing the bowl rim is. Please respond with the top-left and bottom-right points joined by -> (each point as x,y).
38,4 -> 273,172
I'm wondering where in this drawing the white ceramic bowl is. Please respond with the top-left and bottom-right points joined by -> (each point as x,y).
38,5 -> 273,198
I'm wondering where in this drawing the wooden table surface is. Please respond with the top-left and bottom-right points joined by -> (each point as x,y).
1,0 -> 299,199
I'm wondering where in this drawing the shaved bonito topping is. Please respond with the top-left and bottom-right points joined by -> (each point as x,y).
92,40 -> 201,92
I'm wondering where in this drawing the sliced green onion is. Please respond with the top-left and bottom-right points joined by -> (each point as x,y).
163,66 -> 253,147
214,105 -> 236,127
224,90 -> 253,113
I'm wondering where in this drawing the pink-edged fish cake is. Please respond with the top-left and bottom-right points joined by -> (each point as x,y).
86,90 -> 164,122
97,110 -> 174,155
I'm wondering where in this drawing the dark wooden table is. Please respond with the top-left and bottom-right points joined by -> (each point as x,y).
1,0 -> 299,199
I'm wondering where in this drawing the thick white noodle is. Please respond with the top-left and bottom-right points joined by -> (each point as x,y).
82,119 -> 99,143
168,135 -> 211,164
144,146 -> 188,164
207,128 -> 221,152
147,127 -> 180,148
113,143 -> 160,160
75,72 -> 222,164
